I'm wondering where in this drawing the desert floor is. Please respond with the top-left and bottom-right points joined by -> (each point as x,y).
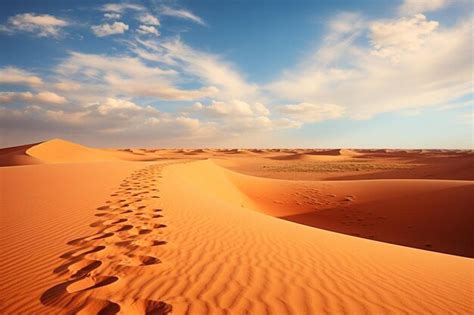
0,139 -> 473,314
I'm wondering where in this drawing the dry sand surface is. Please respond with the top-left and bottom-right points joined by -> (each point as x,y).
0,139 -> 473,314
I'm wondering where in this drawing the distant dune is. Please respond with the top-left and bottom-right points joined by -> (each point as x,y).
0,138 -> 162,166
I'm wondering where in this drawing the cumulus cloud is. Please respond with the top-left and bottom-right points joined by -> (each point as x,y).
161,6 -> 205,25
0,91 -> 67,105
0,96 -> 215,147
279,103 -> 345,123
56,51 -> 218,101
193,100 -> 270,117
399,0 -> 449,15
269,13 -> 473,120
138,13 -> 160,26
101,3 -> 144,13
91,21 -> 129,37
93,97 -> 141,115
2,13 -> 68,37
0,67 -> 43,86
370,14 -> 439,62
104,12 -> 121,19
137,25 -> 159,36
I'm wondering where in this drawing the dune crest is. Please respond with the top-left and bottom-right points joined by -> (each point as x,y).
25,138 -> 120,163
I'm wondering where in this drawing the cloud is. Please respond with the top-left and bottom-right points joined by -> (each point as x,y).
56,51 -> 218,101
104,13 -> 121,19
279,103 -> 345,123
2,13 -> 68,37
101,3 -> 144,13
399,0 -> 449,15
0,67 -> 43,86
193,100 -> 270,117
138,13 -> 160,26
137,25 -> 159,36
269,13 -> 473,120
161,6 -> 205,25
91,21 -> 129,37
93,97 -> 141,114
150,39 -> 258,100
0,97 -> 215,147
0,91 -> 67,105
54,81 -> 81,91
370,14 -> 439,62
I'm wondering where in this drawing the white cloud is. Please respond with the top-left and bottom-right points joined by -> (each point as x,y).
56,51 -> 218,101
54,81 -> 81,91
399,0 -> 449,15
0,91 -> 67,105
137,25 -> 159,36
269,13 -> 473,120
138,13 -> 160,26
91,21 -> 129,37
0,67 -> 43,86
156,39 -> 258,100
370,14 -> 439,62
101,3 -> 144,13
3,13 -> 68,37
254,102 -> 270,116
161,6 -> 205,25
193,100 -> 271,118
104,13 -> 121,19
175,116 -> 200,129
279,103 -> 345,123
94,97 -> 141,114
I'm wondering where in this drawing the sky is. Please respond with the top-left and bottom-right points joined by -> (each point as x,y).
0,0 -> 472,148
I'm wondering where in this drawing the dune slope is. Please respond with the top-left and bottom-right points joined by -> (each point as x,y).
221,165 -> 474,257
1,158 -> 472,314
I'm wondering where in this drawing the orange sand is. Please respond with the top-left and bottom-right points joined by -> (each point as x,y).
0,139 -> 473,314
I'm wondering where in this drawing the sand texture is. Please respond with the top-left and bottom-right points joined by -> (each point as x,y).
1,139 -> 473,314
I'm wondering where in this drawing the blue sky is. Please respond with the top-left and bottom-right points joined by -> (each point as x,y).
0,0 -> 472,148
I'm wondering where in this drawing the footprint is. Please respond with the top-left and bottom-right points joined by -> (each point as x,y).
145,300 -> 173,315
60,245 -> 106,259
91,232 -> 114,240
67,276 -> 119,293
121,255 -> 161,266
98,300 -> 121,315
115,225 -> 134,232
97,205 -> 110,211
70,260 -> 102,278
139,229 -> 152,235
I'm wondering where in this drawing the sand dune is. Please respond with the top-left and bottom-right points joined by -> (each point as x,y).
0,142 -> 43,166
0,139 -> 164,166
217,162 -> 474,257
1,141 -> 472,314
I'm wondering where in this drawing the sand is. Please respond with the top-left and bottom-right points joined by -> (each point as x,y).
0,139 -> 473,314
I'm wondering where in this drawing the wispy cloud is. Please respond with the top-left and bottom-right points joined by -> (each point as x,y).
161,6 -> 205,25
137,13 -> 160,26
1,13 -> 68,37
101,3 -> 144,13
278,103 -> 345,123
398,0 -> 450,15
268,12 -> 473,120
91,21 -> 129,37
0,91 -> 67,105
0,67 -> 43,86
137,25 -> 159,36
